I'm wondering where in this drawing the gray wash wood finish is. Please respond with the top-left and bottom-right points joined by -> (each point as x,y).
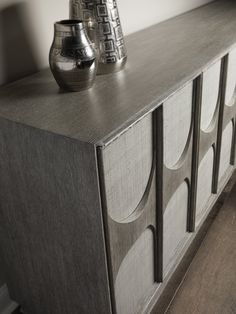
0,119 -> 112,314
0,1 -> 236,314
97,66 -> 236,314
0,1 -> 236,146
97,44 -> 236,314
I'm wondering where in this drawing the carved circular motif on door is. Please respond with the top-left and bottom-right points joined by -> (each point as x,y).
219,121 -> 234,181
196,146 -> 214,225
163,181 -> 189,276
102,114 -> 153,222
225,48 -> 236,107
163,82 -> 193,169
201,60 -> 221,131
115,228 -> 155,314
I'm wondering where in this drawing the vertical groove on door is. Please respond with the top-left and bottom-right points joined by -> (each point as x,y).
212,55 -> 229,193
154,108 -> 164,282
188,75 -> 203,232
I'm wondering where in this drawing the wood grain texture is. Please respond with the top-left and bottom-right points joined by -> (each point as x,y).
225,47 -> 236,106
102,114 -> 153,222
163,82 -> 193,169
163,182 -> 190,277
219,121 -> 234,182
201,60 -> 221,131
196,147 -> 214,225
167,181 -> 236,314
0,1 -> 236,145
0,119 -> 111,314
115,228 -> 156,314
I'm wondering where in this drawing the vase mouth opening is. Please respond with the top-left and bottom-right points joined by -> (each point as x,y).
57,19 -> 83,26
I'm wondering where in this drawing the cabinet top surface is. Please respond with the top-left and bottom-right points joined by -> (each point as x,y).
0,0 -> 236,146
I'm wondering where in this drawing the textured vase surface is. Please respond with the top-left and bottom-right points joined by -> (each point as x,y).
70,0 -> 127,74
49,20 -> 97,92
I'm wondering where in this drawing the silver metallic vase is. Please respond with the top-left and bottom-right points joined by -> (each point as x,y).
49,20 -> 97,92
69,0 -> 127,74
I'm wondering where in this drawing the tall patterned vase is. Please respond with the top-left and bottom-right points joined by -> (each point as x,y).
70,0 -> 127,74
69,0 -> 98,52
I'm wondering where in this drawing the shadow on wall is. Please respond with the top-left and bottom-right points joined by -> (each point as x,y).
0,2 -> 39,86
0,2 -> 40,309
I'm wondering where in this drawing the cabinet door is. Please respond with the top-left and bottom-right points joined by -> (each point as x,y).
196,60 -> 221,226
100,114 -> 158,314
162,82 -> 193,276
218,47 -> 236,186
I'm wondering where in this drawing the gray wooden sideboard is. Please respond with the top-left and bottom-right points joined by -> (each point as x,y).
0,1 -> 236,314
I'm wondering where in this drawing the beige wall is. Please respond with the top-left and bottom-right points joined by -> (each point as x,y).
119,0 -> 214,35
0,0 -> 214,85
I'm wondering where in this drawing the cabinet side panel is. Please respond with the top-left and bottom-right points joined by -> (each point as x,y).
0,119 -> 111,314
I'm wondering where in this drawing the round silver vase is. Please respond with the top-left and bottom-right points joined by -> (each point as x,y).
69,0 -> 127,75
49,20 -> 97,92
